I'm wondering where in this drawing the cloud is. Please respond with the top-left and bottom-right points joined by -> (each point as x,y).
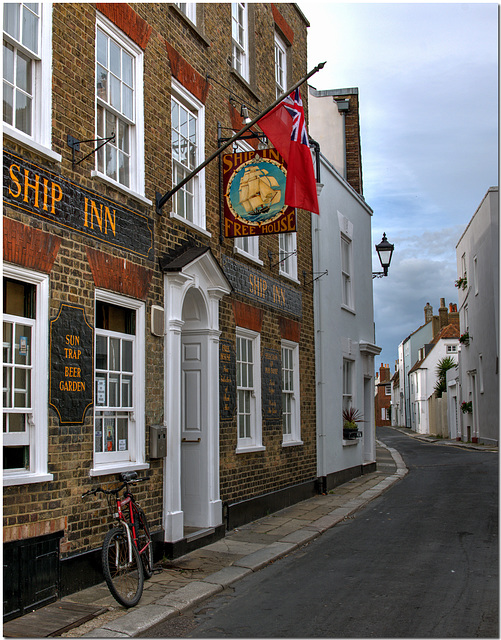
302,2 -> 498,371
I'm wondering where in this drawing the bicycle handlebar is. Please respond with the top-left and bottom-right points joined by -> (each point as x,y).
81,474 -> 148,499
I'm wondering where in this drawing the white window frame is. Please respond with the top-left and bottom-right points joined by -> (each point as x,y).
236,327 -> 264,453
3,264 -> 52,486
175,2 -> 197,24
233,139 -> 260,262
91,289 -> 148,476
473,255 -> 478,295
3,2 -> 61,162
170,79 -> 207,233
446,344 -> 458,354
342,358 -> 353,413
92,14 -> 147,202
281,340 -> 302,446
341,233 -> 354,310
385,385 -> 391,396
279,232 -> 298,280
231,2 -> 249,81
274,31 -> 287,97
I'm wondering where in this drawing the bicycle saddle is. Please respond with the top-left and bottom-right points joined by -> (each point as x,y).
120,471 -> 138,482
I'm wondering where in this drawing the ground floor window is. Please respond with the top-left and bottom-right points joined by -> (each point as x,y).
3,265 -> 51,485
93,291 -> 145,473
342,358 -> 354,413
236,327 -> 263,452
281,340 -> 302,445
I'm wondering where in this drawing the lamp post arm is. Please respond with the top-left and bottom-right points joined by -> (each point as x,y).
156,61 -> 326,214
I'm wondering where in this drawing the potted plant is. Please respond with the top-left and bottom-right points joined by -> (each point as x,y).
459,332 -> 470,346
342,407 -> 364,440
455,275 -> 467,290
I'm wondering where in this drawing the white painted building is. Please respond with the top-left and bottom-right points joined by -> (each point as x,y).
309,87 -> 381,490
408,325 -> 459,435
455,187 -> 499,444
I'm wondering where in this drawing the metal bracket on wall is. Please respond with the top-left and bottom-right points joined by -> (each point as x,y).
67,133 -> 116,168
302,269 -> 328,287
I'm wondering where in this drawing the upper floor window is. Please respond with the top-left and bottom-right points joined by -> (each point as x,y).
95,16 -> 145,197
232,3 -> 248,81
3,3 -> 58,159
171,80 -> 206,229
279,232 -> 297,280
385,385 -> 391,396
175,2 -> 196,24
3,265 -> 51,486
274,32 -> 287,97
341,234 -> 353,308
447,344 -> 458,354
473,255 -> 478,295
235,235 -> 260,261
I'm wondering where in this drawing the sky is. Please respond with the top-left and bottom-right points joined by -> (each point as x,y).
301,2 -> 499,372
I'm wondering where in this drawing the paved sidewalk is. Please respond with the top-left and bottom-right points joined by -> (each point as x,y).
56,440 -> 406,638
389,425 -> 499,451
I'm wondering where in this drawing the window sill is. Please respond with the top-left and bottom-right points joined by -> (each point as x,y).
4,472 -> 54,487
235,444 -> 266,455
170,212 -> 211,238
342,439 -> 359,446
341,304 -> 356,315
282,439 -> 303,447
89,462 -> 150,477
234,246 -> 263,265
91,171 -> 152,206
4,127 -> 62,163
279,271 -> 300,284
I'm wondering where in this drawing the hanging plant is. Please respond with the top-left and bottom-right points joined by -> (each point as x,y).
455,276 -> 467,290
461,401 -> 472,414
459,332 -> 470,346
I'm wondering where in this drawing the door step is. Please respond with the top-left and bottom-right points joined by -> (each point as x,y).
184,527 -> 215,542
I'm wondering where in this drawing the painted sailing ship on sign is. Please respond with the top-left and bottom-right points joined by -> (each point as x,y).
239,165 -> 281,216
223,149 -> 296,237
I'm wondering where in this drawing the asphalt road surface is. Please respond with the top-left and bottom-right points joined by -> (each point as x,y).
146,428 -> 498,638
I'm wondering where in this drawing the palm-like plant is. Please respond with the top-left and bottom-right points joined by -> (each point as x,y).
342,407 -> 364,429
434,355 -> 456,398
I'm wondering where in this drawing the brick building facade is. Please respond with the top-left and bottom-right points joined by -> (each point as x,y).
375,364 -> 392,427
3,2 -> 316,619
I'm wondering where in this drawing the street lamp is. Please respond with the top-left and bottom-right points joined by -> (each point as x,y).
373,233 -> 394,279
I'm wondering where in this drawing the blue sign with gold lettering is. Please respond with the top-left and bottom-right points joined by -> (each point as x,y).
3,149 -> 154,260
49,303 -> 93,425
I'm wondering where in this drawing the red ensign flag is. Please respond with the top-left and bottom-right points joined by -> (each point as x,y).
258,88 -> 319,214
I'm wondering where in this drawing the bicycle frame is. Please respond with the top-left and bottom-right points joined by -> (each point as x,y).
115,490 -> 150,559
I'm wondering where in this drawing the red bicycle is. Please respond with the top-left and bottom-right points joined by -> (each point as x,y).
82,471 -> 153,607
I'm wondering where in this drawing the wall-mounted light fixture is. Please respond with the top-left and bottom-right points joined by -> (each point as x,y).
372,233 -> 394,279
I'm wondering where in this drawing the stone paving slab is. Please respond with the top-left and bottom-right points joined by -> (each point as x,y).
233,541 -> 297,571
203,565 -> 253,587
156,581 -> 223,610
95,604 -> 178,637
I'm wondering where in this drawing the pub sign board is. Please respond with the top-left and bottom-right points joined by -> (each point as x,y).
3,150 -> 154,260
223,149 -> 296,238
49,304 -> 93,425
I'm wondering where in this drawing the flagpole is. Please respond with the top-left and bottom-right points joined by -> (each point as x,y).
156,61 -> 326,214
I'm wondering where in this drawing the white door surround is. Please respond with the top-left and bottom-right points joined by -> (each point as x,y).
161,248 -> 231,543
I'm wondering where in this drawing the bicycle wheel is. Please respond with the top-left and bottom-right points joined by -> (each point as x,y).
102,527 -> 144,607
136,507 -> 154,579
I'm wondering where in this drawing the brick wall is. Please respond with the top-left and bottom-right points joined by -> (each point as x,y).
3,2 -> 315,567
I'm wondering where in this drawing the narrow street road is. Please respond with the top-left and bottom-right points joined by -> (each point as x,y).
145,428 -> 498,638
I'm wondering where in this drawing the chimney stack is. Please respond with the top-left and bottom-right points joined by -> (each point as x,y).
439,298 -> 448,329
424,302 -> 433,324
